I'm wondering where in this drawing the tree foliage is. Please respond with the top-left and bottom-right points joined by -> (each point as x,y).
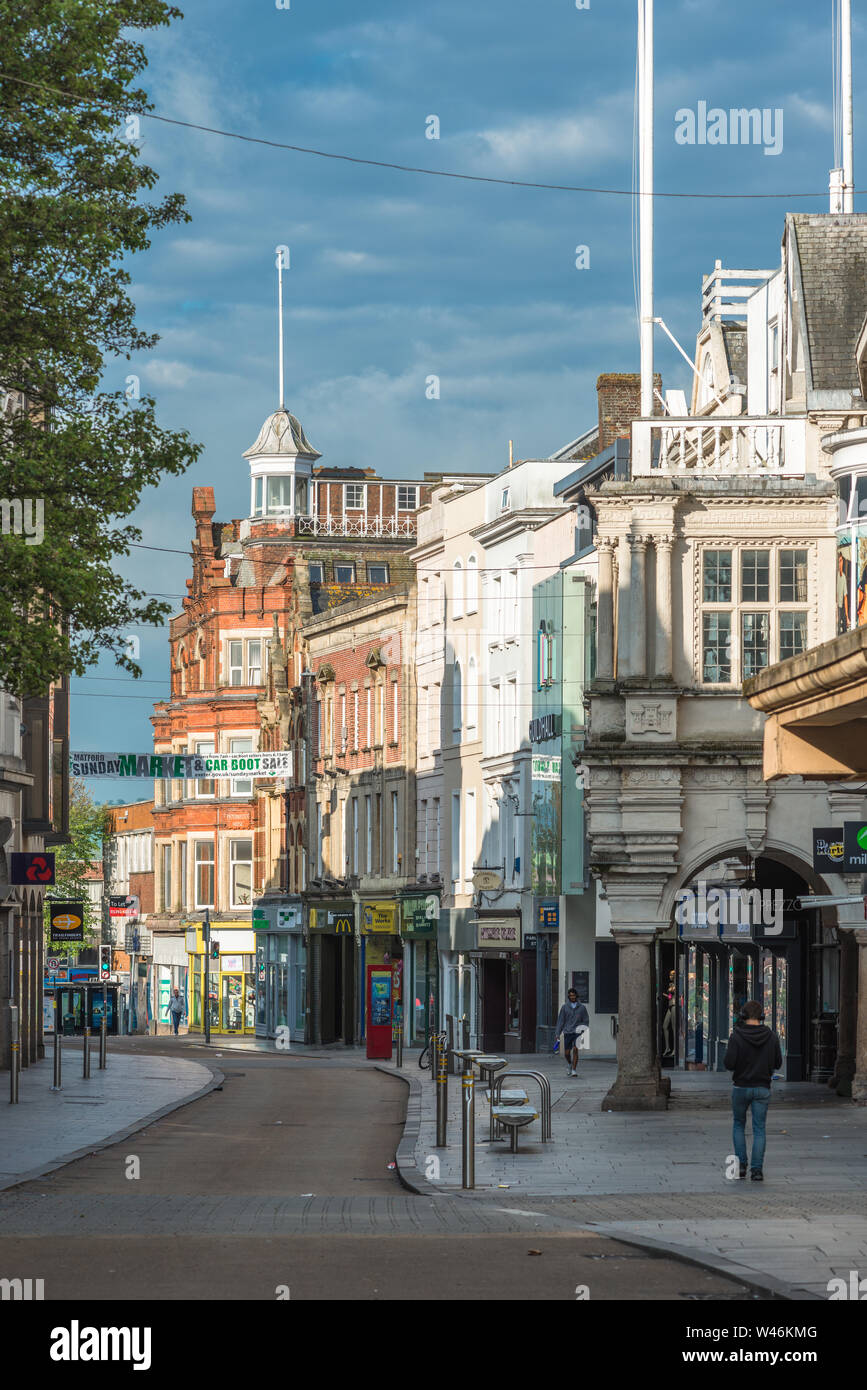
0,1 -> 201,697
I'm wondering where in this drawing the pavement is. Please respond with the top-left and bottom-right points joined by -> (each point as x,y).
394,1049 -> 867,1301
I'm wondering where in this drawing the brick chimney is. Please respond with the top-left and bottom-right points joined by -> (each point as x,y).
596,372 -> 662,452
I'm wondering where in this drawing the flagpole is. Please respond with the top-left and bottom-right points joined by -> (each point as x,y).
639,0 -> 654,416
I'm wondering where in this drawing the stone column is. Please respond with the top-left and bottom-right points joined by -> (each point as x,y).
616,536 -> 632,680
630,538 -> 648,679
602,928 -> 669,1110
654,534 -> 673,681
851,928 -> 867,1103
595,539 -> 615,680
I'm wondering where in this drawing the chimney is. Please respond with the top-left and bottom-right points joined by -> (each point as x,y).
596,372 -> 662,452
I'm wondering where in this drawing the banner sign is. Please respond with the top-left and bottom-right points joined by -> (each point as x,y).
812,827 -> 844,874
400,895 -> 438,938
70,750 -> 293,780
475,917 -> 521,949
843,821 -> 867,872
308,904 -> 354,933
531,755 -> 562,781
48,901 -> 86,943
361,901 -> 397,934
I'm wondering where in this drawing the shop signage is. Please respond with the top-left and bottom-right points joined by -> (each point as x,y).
70,750 -> 293,780
361,901 -> 397,934
308,905 -> 354,933
277,906 -> 301,930
524,934 -> 538,949
9,851 -> 55,885
48,901 -> 85,943
529,714 -> 558,744
400,895 -> 438,938
472,868 -> 503,892
531,755 -> 561,781
475,917 -> 521,949
843,821 -> 867,871
813,827 -> 844,874
109,894 -> 139,919
538,902 -> 559,929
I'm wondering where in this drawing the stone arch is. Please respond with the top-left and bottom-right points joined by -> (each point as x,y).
660,837 -> 844,926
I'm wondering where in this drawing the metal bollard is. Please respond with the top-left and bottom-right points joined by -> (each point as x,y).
51,1028 -> 62,1092
395,1026 -> 403,1069
98,985 -> 107,1069
82,1022 -> 90,1079
9,1005 -> 19,1104
461,1065 -> 475,1190
435,1034 -> 448,1147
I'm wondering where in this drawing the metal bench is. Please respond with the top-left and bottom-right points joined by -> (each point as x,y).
490,1105 -> 539,1153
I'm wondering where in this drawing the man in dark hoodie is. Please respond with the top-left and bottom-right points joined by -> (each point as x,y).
724,1000 -> 783,1181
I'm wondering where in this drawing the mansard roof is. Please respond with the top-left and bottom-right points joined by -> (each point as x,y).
789,213 -> 867,402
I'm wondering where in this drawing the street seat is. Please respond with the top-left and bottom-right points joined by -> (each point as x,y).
490,1104 -> 539,1153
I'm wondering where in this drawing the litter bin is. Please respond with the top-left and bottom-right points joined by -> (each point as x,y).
62,1013 -> 76,1037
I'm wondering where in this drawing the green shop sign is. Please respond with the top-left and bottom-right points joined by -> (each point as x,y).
401,895 -> 438,938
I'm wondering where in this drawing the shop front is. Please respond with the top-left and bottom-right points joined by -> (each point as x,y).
186,922 -> 257,1036
306,898 -> 357,1044
472,914 -> 535,1054
665,855 -> 838,1082
253,898 -> 306,1042
399,892 -> 439,1049
359,900 -> 402,1042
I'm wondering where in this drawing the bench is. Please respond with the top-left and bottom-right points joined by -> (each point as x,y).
490,1105 -> 540,1153
488,1088 -> 529,1105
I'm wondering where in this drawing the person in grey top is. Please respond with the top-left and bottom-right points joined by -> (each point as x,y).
168,988 -> 184,1036
556,989 -> 589,1076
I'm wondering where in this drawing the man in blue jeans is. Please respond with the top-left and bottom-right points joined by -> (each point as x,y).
724,1000 -> 783,1182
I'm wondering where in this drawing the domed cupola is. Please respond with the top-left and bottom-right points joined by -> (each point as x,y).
244,408 -> 321,519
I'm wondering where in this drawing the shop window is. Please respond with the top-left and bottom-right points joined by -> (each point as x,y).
595,941 -> 619,1014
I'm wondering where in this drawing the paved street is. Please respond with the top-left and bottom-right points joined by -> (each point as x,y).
0,1040 -> 767,1301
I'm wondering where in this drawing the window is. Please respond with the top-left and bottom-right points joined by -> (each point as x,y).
308,562 -> 324,583
194,841 -> 215,908
335,563 -> 355,584
230,737 -> 253,796
538,622 -> 555,688
452,661 -> 462,741
179,841 -> 187,903
247,640 -> 262,686
779,611 -> 808,661
418,685 -> 428,754
491,681 -> 502,753
195,741 -> 215,798
391,790 -> 399,872
316,698 -> 322,756
466,555 -> 479,613
368,563 -> 389,584
315,804 -> 323,878
253,476 -> 264,516
353,691 -> 359,750
392,678 -> 399,742
507,676 -> 518,748
266,476 -> 292,513
451,792 -> 461,890
366,686 -> 372,747
340,693 -> 347,752
490,572 -> 503,638
397,485 -> 417,510
466,656 -> 478,730
365,795 -> 372,873
420,800 -> 428,874
344,483 -> 365,510
701,545 -> 811,684
452,560 -> 464,618
741,550 -> 770,603
434,797 -> 441,874
352,798 -> 359,874
500,487 -> 511,511
230,839 -> 253,907
162,844 -> 172,911
779,550 -> 808,603
228,641 -> 243,687
464,791 -> 476,893
508,570 -> 519,634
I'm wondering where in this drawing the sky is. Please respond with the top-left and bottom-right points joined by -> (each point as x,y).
73,0 -> 864,796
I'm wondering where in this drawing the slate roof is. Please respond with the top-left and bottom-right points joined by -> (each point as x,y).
789,213 -> 867,395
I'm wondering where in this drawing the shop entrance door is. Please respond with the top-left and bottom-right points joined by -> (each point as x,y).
221,974 -> 244,1032
445,959 -> 477,1049
760,950 -> 788,1071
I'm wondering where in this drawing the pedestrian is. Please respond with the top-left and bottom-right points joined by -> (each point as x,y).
168,988 -> 185,1036
724,999 -> 782,1182
555,988 -> 589,1077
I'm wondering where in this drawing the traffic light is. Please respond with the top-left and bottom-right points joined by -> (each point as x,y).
210,937 -> 219,961
99,945 -> 111,979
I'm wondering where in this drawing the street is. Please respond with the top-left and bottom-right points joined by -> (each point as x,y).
0,1040 -> 767,1301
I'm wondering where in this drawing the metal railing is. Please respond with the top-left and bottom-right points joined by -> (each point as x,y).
295,515 -> 416,540
631,416 -> 806,477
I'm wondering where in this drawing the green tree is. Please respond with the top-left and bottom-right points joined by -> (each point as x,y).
0,0 -> 201,698
44,778 -> 110,953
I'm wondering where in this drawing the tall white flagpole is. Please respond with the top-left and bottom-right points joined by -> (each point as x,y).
639,0 -> 654,417
277,248 -> 285,409
842,0 -> 854,212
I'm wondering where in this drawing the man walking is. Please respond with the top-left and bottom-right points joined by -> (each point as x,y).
168,988 -> 185,1036
555,988 -> 589,1077
724,1000 -> 782,1181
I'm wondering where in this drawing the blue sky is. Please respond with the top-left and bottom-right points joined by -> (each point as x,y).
74,0 -> 863,794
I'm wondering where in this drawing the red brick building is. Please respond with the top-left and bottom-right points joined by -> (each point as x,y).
148,403 -> 444,1037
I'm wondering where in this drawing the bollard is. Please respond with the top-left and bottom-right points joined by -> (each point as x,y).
82,1021 -> 90,1079
461,1065 -> 475,1190
9,1005 -> 19,1104
51,1027 -> 62,1092
98,984 -> 107,1069
395,1026 -> 403,1069
435,1034 -> 448,1148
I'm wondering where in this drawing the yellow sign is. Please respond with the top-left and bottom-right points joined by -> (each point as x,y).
361,901 -> 397,934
